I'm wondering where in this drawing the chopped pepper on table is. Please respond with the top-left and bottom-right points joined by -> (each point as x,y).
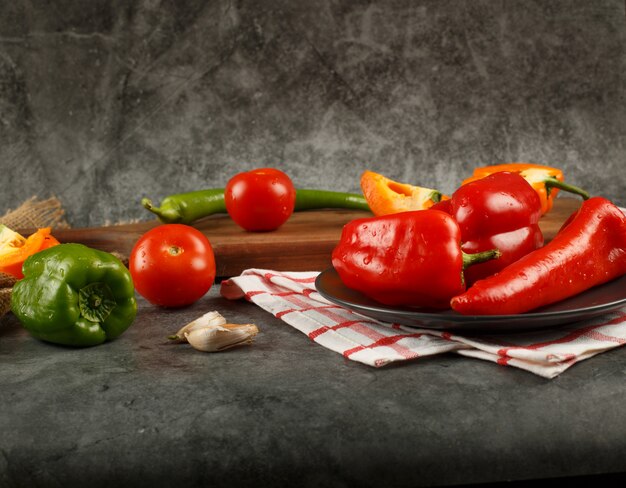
462,163 -> 589,215
431,171 -> 544,285
451,197 -> 626,315
11,243 -> 137,346
0,225 -> 59,279
331,210 -> 500,308
360,170 -> 447,216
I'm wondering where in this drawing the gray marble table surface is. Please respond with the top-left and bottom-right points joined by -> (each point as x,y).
1,286 -> 625,487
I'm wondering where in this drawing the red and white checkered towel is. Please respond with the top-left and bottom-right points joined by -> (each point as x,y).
220,269 -> 626,378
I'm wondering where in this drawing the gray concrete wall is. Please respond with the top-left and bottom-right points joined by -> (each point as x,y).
0,0 -> 624,227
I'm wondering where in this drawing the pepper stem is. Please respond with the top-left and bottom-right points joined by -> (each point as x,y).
90,295 -> 102,308
543,176 -> 590,200
462,249 -> 501,270
430,191 -> 443,204
79,282 -> 116,323
141,197 -> 181,223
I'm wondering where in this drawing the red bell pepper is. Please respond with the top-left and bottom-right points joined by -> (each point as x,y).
331,210 -> 500,308
451,197 -> 626,315
462,163 -> 589,215
431,172 -> 544,285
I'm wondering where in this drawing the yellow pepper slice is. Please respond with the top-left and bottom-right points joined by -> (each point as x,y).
0,227 -> 60,279
360,170 -> 448,216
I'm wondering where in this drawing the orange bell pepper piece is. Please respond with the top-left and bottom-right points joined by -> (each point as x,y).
0,227 -> 60,279
360,170 -> 448,216
462,163 -> 589,215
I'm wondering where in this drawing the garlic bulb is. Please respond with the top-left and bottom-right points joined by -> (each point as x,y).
168,311 -> 227,343
185,323 -> 259,352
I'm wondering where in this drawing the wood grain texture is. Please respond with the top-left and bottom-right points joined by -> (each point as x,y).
41,198 -> 583,278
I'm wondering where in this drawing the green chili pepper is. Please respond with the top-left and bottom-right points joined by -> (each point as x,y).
292,189 -> 370,212
142,189 -> 226,224
11,243 -> 137,347
142,188 -> 370,224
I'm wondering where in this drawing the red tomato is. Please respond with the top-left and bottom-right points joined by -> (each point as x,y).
129,224 -> 216,307
224,168 -> 296,231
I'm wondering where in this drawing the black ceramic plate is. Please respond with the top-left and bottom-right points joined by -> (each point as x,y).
315,268 -> 626,332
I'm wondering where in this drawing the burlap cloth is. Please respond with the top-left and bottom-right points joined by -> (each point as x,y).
0,196 -> 69,317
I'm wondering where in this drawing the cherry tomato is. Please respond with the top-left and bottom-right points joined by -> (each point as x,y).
224,168 -> 296,231
129,224 -> 216,307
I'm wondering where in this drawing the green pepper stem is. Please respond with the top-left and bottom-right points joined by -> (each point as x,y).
78,282 -> 116,323
543,176 -> 590,200
462,249 -> 501,270
141,198 -> 183,223
430,191 -> 443,204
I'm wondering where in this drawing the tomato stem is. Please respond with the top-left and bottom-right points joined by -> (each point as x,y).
168,245 -> 183,256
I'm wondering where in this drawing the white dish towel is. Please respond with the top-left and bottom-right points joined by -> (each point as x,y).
220,269 -> 626,379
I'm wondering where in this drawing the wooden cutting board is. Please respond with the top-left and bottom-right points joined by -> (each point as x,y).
43,198 -> 582,278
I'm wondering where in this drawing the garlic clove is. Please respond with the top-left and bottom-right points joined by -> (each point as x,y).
168,311 -> 227,343
185,323 -> 259,352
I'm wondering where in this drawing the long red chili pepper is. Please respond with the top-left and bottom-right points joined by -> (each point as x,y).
331,210 -> 500,308
431,172 -> 543,286
450,197 -> 626,315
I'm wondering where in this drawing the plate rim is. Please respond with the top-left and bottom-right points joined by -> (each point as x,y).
315,267 -> 626,329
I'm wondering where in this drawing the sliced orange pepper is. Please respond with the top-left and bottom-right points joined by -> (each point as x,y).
0,227 -> 60,279
360,170 -> 448,216
462,163 -> 589,215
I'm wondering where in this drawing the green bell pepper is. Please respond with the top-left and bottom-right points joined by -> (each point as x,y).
11,243 -> 137,347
